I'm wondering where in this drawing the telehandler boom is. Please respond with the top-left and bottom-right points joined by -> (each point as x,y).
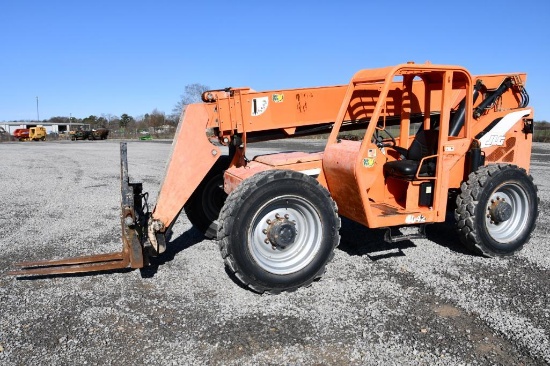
10,63 -> 539,294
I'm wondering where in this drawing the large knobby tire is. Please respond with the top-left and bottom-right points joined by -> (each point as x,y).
455,164 -> 539,257
184,156 -> 230,238
217,170 -> 341,294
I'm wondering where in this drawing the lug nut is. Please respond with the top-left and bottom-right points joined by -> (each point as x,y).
284,214 -> 290,219
262,229 -> 267,234
275,213 -> 281,219
266,219 -> 272,224
264,239 -> 270,244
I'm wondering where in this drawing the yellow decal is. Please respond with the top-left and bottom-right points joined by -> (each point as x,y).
363,157 -> 375,168
272,93 -> 284,103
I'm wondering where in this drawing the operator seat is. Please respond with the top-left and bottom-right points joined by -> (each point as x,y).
383,129 -> 438,180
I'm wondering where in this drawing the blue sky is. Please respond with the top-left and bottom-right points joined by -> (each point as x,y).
1,0 -> 549,121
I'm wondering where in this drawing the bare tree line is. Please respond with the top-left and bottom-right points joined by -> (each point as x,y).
2,83 -> 210,139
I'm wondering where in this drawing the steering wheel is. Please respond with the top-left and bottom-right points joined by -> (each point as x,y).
374,128 -> 396,148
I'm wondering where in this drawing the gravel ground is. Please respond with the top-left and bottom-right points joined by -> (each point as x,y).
0,139 -> 548,365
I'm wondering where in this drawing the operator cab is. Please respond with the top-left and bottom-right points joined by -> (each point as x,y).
323,64 -> 474,228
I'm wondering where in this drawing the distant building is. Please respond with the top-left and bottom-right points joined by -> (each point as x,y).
0,122 -> 90,135
152,124 -> 174,133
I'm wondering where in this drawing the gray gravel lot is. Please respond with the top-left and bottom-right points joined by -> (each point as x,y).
0,140 -> 549,365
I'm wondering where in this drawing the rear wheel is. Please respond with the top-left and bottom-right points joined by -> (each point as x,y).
455,164 -> 538,256
218,170 -> 340,294
184,156 -> 230,238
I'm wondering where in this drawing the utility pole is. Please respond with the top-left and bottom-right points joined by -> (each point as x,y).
36,96 -> 40,123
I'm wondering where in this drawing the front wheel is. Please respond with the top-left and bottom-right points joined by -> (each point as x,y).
218,170 -> 340,294
455,164 -> 539,256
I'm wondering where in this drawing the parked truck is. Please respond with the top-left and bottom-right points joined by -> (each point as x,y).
90,128 -> 109,140
11,63 -> 539,294
13,126 -> 46,141
70,128 -> 109,141
13,128 -> 29,141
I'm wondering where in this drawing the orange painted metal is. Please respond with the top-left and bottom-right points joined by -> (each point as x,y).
224,152 -> 324,194
152,104 -> 222,229
9,62 -> 534,278
201,63 -> 532,230
469,73 -> 533,171
214,86 -> 347,137
319,63 -> 531,228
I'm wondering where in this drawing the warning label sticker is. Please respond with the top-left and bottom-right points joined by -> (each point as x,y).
251,97 -> 268,116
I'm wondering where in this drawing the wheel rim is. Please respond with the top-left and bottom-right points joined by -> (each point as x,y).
248,195 -> 322,275
485,182 -> 530,243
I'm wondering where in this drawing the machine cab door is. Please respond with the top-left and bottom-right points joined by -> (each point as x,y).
323,64 -> 474,228
378,68 -> 474,225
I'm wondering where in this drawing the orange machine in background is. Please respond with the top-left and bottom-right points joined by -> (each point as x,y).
13,126 -> 46,141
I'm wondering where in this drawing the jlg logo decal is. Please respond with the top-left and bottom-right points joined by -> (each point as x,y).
478,109 -> 531,148
485,135 -> 506,146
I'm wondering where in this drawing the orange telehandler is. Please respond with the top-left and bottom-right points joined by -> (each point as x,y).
10,62 -> 539,294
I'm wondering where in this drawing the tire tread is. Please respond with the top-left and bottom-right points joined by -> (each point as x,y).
217,170 -> 340,294
455,164 -> 539,256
